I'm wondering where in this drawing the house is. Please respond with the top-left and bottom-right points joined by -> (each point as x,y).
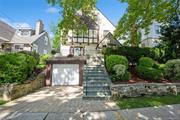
46,8 -> 120,86
0,20 -> 51,55
140,21 -> 162,47
60,8 -> 120,56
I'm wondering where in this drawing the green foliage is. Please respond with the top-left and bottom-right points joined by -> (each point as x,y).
103,46 -> 164,64
136,65 -> 163,81
48,0 -> 97,36
138,57 -> 155,67
37,54 -> 52,69
158,17 -> 180,61
18,51 -> 40,64
114,0 -> 177,46
113,64 -> 126,77
106,55 -> 128,73
165,59 -> 180,80
0,53 -> 37,84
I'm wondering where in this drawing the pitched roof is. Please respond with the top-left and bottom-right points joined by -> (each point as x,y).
0,20 -> 46,44
0,20 -> 16,41
9,32 -> 46,44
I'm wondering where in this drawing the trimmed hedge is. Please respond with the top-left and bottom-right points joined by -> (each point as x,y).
106,55 -> 128,73
138,57 -> 155,67
165,59 -> 180,80
136,65 -> 163,81
103,46 -> 164,64
0,53 -> 37,84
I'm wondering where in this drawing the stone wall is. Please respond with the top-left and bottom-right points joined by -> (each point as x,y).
0,72 -> 45,100
111,83 -> 180,99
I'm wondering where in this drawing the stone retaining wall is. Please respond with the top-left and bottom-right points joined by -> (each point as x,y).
111,83 -> 180,99
0,72 -> 45,100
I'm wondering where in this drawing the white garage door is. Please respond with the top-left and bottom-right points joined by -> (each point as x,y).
52,64 -> 79,86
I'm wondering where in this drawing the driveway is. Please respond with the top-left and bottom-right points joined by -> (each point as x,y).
0,86 -> 122,120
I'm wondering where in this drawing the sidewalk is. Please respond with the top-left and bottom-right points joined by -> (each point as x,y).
119,104 -> 180,120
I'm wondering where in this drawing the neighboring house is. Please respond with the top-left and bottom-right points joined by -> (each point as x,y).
60,8 -> 120,56
0,20 -> 51,55
140,21 -> 162,47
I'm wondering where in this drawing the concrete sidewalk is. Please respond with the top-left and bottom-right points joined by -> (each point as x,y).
0,86 -> 180,120
119,104 -> 180,120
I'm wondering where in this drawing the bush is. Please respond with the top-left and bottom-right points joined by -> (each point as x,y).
103,46 -> 165,64
19,51 -> 40,64
136,66 -> 163,81
138,57 -> 155,67
113,64 -> 126,77
0,53 -> 37,84
165,59 -> 180,80
106,55 -> 128,73
37,54 -> 52,69
51,49 -> 57,55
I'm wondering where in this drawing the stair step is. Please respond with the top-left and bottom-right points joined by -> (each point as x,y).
84,87 -> 110,91
82,96 -> 111,100
85,76 -> 107,79
83,82 -> 109,86
84,86 -> 110,90
83,79 -> 108,83
83,91 -> 111,97
83,88 -> 109,93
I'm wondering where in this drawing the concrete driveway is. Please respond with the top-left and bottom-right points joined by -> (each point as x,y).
0,86 -> 121,120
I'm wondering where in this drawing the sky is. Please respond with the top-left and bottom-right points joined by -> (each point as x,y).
0,0 -> 127,38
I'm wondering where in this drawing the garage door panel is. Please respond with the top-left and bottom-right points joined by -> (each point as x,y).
52,64 -> 79,86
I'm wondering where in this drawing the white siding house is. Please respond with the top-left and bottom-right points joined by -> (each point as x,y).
60,8 -> 120,56
141,21 -> 162,47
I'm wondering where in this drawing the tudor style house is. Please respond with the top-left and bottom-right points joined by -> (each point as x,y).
60,8 -> 120,56
0,20 -> 51,55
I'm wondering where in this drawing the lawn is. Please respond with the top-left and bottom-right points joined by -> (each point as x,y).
0,98 -> 6,105
117,94 -> 180,109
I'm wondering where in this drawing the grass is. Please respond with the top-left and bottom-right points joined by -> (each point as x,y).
0,98 -> 6,105
116,94 -> 180,109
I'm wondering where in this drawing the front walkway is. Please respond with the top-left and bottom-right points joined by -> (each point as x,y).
0,86 -> 180,120
0,86 -> 121,120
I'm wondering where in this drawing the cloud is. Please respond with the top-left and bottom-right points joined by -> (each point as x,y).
46,7 -> 58,14
0,17 -> 31,28
49,32 -> 54,39
12,23 -> 31,28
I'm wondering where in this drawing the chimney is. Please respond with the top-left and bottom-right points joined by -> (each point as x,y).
35,20 -> 44,35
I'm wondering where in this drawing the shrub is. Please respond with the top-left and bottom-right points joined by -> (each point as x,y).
112,64 -> 131,82
0,53 -> 37,84
136,66 -> 163,81
19,51 -> 40,64
138,57 -> 155,67
106,55 -> 128,73
113,64 -> 126,77
37,54 -> 52,69
165,59 -> 180,80
51,49 -> 57,55
103,46 -> 165,64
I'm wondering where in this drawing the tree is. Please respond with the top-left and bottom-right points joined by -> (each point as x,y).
48,0 -> 97,35
159,16 -> 180,61
114,0 -> 179,46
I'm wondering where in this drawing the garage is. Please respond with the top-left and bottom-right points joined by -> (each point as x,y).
45,56 -> 86,86
52,64 -> 79,86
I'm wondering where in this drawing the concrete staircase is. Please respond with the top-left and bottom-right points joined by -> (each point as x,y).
83,65 -> 111,100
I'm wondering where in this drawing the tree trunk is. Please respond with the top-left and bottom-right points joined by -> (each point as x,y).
130,24 -> 138,46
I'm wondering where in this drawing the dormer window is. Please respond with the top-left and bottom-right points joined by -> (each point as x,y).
45,36 -> 48,45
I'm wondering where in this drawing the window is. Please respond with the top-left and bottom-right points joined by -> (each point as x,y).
45,36 -> 48,45
20,30 -> 30,36
155,25 -> 160,34
43,50 -> 47,54
15,45 -> 20,50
